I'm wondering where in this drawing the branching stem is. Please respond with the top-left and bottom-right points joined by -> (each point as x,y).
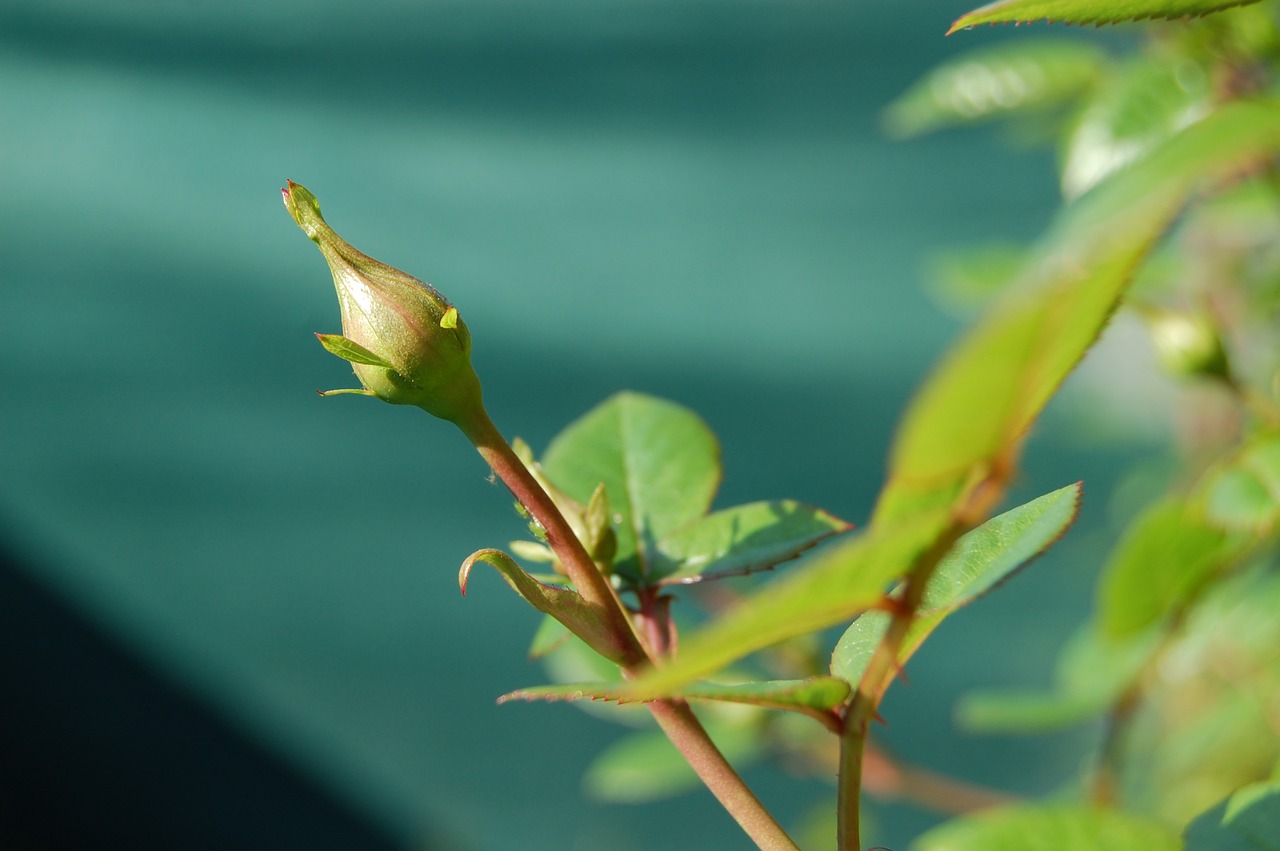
457,404 -> 798,850
837,478 -> 1005,851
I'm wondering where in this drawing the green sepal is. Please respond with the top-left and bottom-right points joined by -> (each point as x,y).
315,332 -> 396,369
459,548 -> 632,666
317,387 -> 376,397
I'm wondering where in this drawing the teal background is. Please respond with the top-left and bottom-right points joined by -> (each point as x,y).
1,1 -> 1141,848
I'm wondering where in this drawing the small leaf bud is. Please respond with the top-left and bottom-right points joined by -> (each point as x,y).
1141,305 -> 1231,382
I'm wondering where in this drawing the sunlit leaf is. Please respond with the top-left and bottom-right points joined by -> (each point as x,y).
878,101 -> 1280,529
885,40 -> 1105,137
653,500 -> 852,583
1184,780 -> 1280,850
948,0 -> 1263,34
1061,56 -> 1213,198
619,103 -> 1280,701
832,483 -> 1081,688
914,805 -> 1179,850
541,392 -> 720,584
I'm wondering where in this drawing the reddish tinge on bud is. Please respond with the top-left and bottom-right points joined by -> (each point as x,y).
283,181 -> 483,424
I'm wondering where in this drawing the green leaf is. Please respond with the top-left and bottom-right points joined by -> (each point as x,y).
499,676 -> 850,727
458,549 -> 632,666
582,721 -> 762,803
1205,436 -> 1280,532
619,103 -> 1280,701
914,805 -> 1179,851
1061,56 -> 1213,198
884,40 -> 1105,138
878,101 -> 1280,529
957,622 -> 1158,733
832,483 -> 1081,687
618,505 -> 955,702
1096,496 -> 1233,638
541,392 -> 720,584
955,688 -> 1111,734
926,243 -> 1028,315
314,333 -> 395,369
948,0 -> 1263,34
1184,781 -> 1280,851
653,500 -> 852,583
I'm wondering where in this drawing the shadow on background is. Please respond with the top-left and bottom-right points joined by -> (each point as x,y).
0,531 -> 412,851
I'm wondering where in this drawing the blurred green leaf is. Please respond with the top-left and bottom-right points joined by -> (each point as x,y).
948,0 -> 1263,34
541,392 -> 720,584
1097,496 -> 1234,638
914,805 -> 1179,850
1205,436 -> 1280,532
956,687 -> 1111,733
885,40 -> 1105,138
1184,781 -> 1280,850
832,483 -> 1081,687
957,614 -> 1159,734
1061,56 -> 1213,198
618,103 -> 1280,702
653,500 -> 852,583
879,100 -> 1280,529
926,242 -> 1028,315
582,720 -> 762,803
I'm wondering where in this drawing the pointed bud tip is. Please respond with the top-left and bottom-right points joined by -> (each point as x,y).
281,180 -> 325,239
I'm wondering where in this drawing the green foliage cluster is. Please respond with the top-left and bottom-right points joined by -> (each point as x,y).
291,0 -> 1280,847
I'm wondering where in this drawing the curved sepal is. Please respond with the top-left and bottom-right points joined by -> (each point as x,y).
459,549 -> 632,666
315,333 -> 396,369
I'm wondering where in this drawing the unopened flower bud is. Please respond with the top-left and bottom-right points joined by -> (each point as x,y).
1142,305 -> 1231,382
283,181 -> 483,423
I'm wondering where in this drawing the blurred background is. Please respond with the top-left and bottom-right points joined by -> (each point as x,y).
0,1 -> 1152,848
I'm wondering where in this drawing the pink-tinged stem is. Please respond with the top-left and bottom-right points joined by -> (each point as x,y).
456,404 -> 797,850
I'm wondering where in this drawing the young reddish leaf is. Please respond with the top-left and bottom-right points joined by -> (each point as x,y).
831,483 -> 1081,689
459,548 -> 633,666
948,0 -> 1263,35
